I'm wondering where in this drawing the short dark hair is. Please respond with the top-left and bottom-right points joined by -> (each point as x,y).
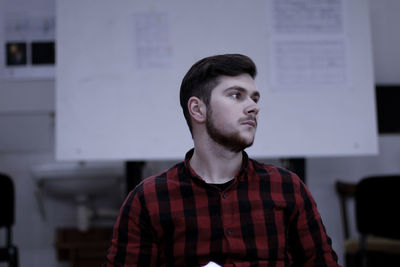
179,54 -> 257,135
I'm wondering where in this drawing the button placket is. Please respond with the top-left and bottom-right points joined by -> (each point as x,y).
220,191 -> 233,240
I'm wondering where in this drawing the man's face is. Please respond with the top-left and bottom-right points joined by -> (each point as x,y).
205,74 -> 260,152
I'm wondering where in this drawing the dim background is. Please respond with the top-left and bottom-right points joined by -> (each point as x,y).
1,0 -> 400,266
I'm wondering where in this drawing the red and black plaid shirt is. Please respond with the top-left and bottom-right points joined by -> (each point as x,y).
105,149 -> 340,266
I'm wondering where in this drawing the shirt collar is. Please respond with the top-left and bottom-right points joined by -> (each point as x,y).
183,148 -> 249,183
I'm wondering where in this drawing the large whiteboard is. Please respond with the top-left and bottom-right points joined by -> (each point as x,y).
56,0 -> 378,160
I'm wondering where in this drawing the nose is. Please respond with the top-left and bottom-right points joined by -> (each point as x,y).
244,98 -> 259,116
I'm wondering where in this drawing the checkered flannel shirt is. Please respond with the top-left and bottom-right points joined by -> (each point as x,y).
105,149 -> 340,266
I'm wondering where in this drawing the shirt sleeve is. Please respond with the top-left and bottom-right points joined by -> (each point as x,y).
105,186 -> 159,267
290,178 -> 341,267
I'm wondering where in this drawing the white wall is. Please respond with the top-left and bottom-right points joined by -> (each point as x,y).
0,0 -> 400,266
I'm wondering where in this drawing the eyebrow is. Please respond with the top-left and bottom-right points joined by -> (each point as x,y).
224,86 -> 260,98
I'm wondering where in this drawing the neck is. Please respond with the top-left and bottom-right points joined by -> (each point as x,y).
190,140 -> 243,184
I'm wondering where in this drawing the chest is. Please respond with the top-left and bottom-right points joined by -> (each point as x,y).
147,184 -> 298,264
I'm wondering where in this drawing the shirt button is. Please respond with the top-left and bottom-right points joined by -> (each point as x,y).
226,228 -> 232,236
222,193 -> 227,199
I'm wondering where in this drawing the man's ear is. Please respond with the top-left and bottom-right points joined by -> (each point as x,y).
188,96 -> 206,123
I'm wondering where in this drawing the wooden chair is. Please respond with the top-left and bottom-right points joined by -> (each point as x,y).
0,173 -> 19,267
336,177 -> 400,266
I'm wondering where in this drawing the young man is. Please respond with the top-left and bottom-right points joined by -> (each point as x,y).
105,54 -> 340,266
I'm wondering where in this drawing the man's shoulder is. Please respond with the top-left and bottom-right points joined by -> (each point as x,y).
249,158 -> 302,184
248,158 -> 309,204
136,161 -> 185,190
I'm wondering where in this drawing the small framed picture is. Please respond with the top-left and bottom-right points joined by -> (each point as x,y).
6,42 -> 27,66
31,41 -> 55,65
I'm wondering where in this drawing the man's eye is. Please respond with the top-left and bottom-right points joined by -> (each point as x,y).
252,96 -> 260,103
232,93 -> 241,99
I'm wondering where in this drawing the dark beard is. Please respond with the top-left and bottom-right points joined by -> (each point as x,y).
205,108 -> 254,153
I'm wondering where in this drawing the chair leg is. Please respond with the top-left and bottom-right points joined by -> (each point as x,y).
9,247 -> 18,267
359,235 -> 367,267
